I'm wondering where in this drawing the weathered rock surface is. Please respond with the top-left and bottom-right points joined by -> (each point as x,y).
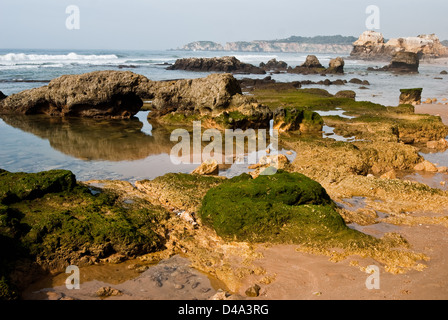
369,52 -> 419,73
166,56 -> 266,74
0,71 -> 148,118
327,57 -> 345,74
259,58 -> 288,71
0,71 -> 243,118
147,73 -> 242,116
399,88 -> 422,105
192,159 -> 219,176
287,55 -> 344,74
414,160 -> 438,172
350,31 -> 448,60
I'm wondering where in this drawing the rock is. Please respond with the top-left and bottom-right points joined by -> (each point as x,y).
245,284 -> 261,297
148,73 -> 242,116
248,154 -> 290,178
0,91 -> 7,100
96,286 -> 123,298
209,289 -> 230,300
273,107 -> 323,133
399,88 -> 422,105
380,169 -> 397,179
441,70 -> 448,75
349,78 -> 364,84
351,31 -> 448,60
0,71 -> 147,118
166,56 -> 266,74
414,160 -> 438,172
327,57 -> 345,73
192,159 -> 219,175
388,52 -> 420,73
335,90 -> 356,99
437,166 -> 448,173
426,139 -> 448,149
302,55 -> 324,69
259,58 -> 288,71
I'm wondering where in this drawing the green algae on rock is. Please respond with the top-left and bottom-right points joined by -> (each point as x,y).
0,169 -> 168,299
199,171 -> 368,244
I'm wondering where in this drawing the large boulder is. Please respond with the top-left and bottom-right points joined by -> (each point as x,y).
0,71 -> 149,118
259,58 -> 288,71
301,55 -> 324,68
387,52 -> 420,73
327,57 -> 345,73
147,73 -> 242,116
166,56 -> 266,74
0,71 -> 243,118
399,88 -> 422,105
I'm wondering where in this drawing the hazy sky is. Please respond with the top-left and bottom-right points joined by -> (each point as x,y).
0,0 -> 447,50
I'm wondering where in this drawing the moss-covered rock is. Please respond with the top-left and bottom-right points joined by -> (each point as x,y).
273,107 -> 323,133
0,169 -> 168,299
200,171 -> 368,244
0,169 -> 76,205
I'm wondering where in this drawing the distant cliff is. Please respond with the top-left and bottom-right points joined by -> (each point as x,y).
178,35 -> 357,54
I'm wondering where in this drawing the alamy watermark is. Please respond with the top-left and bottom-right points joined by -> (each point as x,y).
65,265 -> 80,290
66,5 -> 80,30
365,265 -> 380,290
170,121 -> 278,166
365,5 -> 380,30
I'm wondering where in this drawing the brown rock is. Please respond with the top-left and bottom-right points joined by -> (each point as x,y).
245,284 -> 261,297
414,160 -> 438,172
380,169 -> 397,179
327,57 -> 345,74
96,286 -> 123,298
167,56 -> 266,74
192,159 -> 219,175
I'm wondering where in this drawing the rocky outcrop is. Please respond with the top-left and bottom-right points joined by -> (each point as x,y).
369,52 -> 419,73
0,91 -> 6,100
147,73 -> 242,116
0,71 -> 149,118
327,57 -> 345,74
287,55 -> 345,75
350,31 -> 448,60
259,58 -> 288,71
0,71 -> 243,118
192,159 -> 219,176
399,88 -> 422,105
166,56 -> 266,74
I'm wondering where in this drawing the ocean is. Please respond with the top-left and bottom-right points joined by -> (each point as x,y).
0,48 -> 447,182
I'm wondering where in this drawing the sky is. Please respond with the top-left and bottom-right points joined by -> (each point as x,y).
0,0 -> 447,50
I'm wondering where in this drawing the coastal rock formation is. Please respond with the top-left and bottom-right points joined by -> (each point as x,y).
287,55 -> 344,75
369,52 -> 419,73
399,88 -> 422,105
334,90 -> 356,99
327,57 -> 345,74
301,55 -> 324,68
192,159 -> 219,176
147,73 -> 242,116
259,58 -> 288,71
350,31 -> 448,60
0,91 -> 6,100
0,71 -> 243,119
166,56 -> 266,74
0,71 -> 149,118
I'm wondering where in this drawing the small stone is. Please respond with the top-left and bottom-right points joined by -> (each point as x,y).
174,284 -> 184,290
440,181 -> 446,186
286,150 -> 293,155
380,169 -> 396,179
414,160 -> 438,172
245,284 -> 261,297
192,159 -> 219,175
96,286 -> 123,298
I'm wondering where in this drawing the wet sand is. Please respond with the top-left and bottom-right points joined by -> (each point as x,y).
415,103 -> 448,125
237,223 -> 448,300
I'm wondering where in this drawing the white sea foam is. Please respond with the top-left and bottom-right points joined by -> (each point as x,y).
0,52 -> 119,62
